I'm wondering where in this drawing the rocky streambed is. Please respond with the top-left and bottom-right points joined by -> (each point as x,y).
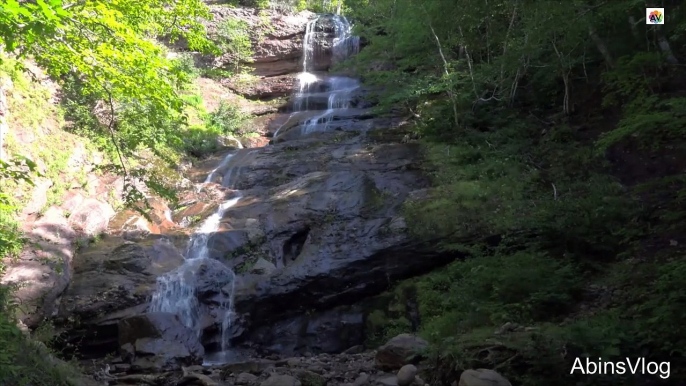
98,333 -> 434,386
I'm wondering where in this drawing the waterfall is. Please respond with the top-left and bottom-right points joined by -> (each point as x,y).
301,17 -> 319,78
275,14 -> 360,140
150,14 -> 361,363
331,15 -> 359,62
150,151 -> 244,358
205,152 -> 236,184
301,76 -> 359,134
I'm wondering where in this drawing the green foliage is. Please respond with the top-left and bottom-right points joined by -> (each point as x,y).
181,100 -> 246,158
418,249 -> 580,340
598,52 -> 686,150
0,0 -> 221,211
0,157 -> 39,273
404,121 -> 635,257
172,54 -> 201,81
216,17 -> 254,72
0,287 -> 85,386
208,100 -> 247,136
354,0 -> 686,384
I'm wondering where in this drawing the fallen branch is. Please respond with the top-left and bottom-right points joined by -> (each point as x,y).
552,183 -> 558,200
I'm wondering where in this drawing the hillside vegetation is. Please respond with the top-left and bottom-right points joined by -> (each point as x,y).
343,0 -> 686,385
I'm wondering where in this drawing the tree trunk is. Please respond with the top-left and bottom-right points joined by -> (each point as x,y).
628,15 -> 640,41
588,26 -> 615,68
656,29 -> 679,64
552,41 -> 571,116
428,20 -> 459,128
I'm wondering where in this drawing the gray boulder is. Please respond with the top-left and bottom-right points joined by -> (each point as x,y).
118,312 -> 204,371
294,369 -> 327,386
458,369 -> 512,386
262,375 -> 302,386
396,365 -> 417,386
375,334 -> 428,370
237,372 -> 259,385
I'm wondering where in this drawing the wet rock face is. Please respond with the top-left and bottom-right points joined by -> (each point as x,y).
118,312 -> 205,371
56,236 -> 185,357
210,129 -> 455,354
243,305 -> 365,355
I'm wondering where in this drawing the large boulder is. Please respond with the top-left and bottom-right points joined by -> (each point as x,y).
375,334 -> 428,370
396,364 -> 417,386
118,312 -> 205,371
68,197 -> 115,236
458,369 -> 512,386
56,237 -> 185,358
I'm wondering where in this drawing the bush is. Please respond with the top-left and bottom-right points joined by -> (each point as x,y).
207,100 -> 246,136
182,124 -> 223,158
0,286 -> 86,386
216,17 -> 253,72
418,249 -> 580,340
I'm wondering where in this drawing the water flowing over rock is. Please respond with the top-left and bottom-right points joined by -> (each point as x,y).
58,9 -> 460,368
150,151 -> 244,358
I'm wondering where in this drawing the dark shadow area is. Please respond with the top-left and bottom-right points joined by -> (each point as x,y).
282,226 -> 310,265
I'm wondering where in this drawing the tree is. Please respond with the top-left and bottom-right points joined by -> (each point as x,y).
0,0 -> 217,204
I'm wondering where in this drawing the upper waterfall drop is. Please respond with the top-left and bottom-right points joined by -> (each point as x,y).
274,13 -> 361,140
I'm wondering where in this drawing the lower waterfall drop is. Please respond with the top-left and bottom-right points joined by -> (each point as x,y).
150,151 -> 243,363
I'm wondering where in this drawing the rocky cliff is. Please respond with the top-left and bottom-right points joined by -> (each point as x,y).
8,5 -> 459,372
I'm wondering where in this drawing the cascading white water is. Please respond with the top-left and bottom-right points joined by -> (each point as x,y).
301,76 -> 359,134
302,17 -> 319,76
150,151 -> 243,356
205,152 -> 236,184
275,14 -> 361,140
331,15 -> 359,62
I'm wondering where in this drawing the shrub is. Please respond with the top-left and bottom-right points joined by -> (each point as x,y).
418,249 -> 580,341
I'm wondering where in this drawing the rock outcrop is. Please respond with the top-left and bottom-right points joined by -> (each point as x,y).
56,236 -> 186,357
1,174 -> 122,329
118,312 -> 205,371
56,6 -> 459,365
202,7 -> 314,98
